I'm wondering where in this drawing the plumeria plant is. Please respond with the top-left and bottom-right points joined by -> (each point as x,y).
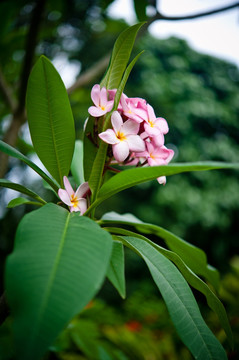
0,23 -> 238,360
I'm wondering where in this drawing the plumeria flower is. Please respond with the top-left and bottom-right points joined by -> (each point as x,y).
88,84 -> 114,117
58,176 -> 89,214
99,111 -> 145,163
137,142 -> 174,166
136,142 -> 174,185
143,104 -> 169,138
120,95 -> 146,123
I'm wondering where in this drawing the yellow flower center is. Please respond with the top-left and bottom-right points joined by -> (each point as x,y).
70,194 -> 78,207
149,120 -> 154,127
100,105 -> 106,111
116,132 -> 126,141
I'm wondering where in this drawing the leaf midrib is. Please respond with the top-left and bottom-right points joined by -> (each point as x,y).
122,236 -> 219,360
28,211 -> 71,354
42,60 -> 63,185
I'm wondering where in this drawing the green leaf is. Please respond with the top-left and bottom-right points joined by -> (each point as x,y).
100,211 -> 219,290
120,235 -> 227,360
100,22 -> 145,90
26,55 -> 75,187
107,240 -> 126,299
104,226 -> 232,347
7,197 -> 43,208
87,162 -> 239,212
71,140 -> 85,185
5,203 -> 112,360
0,140 -> 59,192
0,179 -> 46,204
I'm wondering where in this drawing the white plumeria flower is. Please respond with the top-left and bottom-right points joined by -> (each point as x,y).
58,176 -> 89,214
99,111 -> 145,163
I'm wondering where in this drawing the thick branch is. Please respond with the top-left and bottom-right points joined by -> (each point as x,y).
67,54 -> 110,94
0,292 -> 9,326
0,69 -> 17,112
0,0 -> 46,178
16,0 -> 46,116
151,1 -> 239,23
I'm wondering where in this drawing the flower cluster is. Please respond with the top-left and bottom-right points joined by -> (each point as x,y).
89,84 -> 174,185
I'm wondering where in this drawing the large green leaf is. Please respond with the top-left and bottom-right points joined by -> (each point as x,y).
100,211 -> 219,290
100,22 -> 145,90
106,240 -> 126,299
26,56 -> 75,187
104,226 -> 232,347
5,203 -> 112,360
120,235 -> 227,360
0,179 -> 46,204
0,140 -> 59,192
86,162 -> 239,213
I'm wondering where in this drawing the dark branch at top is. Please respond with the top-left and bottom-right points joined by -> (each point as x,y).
150,1 -> 239,23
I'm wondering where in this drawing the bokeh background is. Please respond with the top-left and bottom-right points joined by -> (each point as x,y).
0,1 -> 239,359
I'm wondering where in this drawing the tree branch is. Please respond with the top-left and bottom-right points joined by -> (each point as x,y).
0,292 -> 9,326
150,1 -> 239,23
0,0 -> 46,178
16,0 -> 47,116
67,54 -> 110,94
0,68 -> 17,113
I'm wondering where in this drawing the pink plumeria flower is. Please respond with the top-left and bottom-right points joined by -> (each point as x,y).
143,104 -> 169,138
99,111 -> 145,163
88,84 -> 114,117
136,142 -> 174,185
120,95 -> 146,123
58,176 -> 89,214
137,142 -> 174,166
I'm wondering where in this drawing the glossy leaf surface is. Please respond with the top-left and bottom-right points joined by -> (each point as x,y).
26,56 -> 75,186
5,203 -> 112,360
107,240 -> 126,299
121,235 -> 227,360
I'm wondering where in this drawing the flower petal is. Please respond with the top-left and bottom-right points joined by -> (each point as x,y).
156,117 -> 169,134
91,84 -> 100,106
122,119 -> 139,135
127,135 -> 145,152
78,198 -> 87,215
100,87 -> 108,107
113,141 -> 129,162
99,129 -> 119,144
75,182 -> 90,198
63,176 -> 74,196
111,111 -> 123,133
157,176 -> 166,185
88,106 -> 106,117
58,189 -> 72,206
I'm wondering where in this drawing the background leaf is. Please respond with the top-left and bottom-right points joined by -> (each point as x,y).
101,211 -> 219,290
26,56 -> 75,187
120,235 -> 227,360
0,179 -> 46,204
92,162 -> 239,211
7,197 -> 43,208
0,140 -> 59,192
106,240 -> 126,299
104,226 -> 232,347
5,203 -> 112,360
